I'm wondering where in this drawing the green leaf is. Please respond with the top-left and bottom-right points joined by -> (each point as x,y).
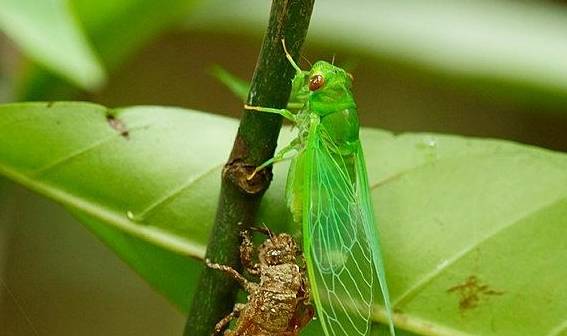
210,65 -> 249,101
187,0 -> 567,105
73,0 -> 200,70
0,0 -> 105,90
0,102 -> 565,335
17,0 -> 201,100
0,178 -> 6,199
364,133 -> 567,335
0,102 -> 229,310
71,209 -> 202,310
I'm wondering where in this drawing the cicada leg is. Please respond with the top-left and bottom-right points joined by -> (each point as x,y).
247,139 -> 301,180
244,104 -> 297,122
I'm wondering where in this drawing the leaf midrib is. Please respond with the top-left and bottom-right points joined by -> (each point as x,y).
0,162 -> 206,259
133,162 -> 224,220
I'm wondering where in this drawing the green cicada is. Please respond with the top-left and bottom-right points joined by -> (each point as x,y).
244,41 -> 396,336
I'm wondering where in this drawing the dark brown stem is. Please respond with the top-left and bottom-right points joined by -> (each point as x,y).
183,1 -> 314,335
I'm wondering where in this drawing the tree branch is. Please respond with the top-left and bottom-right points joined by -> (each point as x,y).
183,1 -> 314,335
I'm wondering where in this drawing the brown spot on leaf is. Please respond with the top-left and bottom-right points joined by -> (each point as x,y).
106,115 -> 129,139
448,275 -> 504,313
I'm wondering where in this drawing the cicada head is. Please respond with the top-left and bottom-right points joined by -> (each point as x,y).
305,61 -> 356,117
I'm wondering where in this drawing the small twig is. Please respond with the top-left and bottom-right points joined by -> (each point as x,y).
183,1 -> 315,335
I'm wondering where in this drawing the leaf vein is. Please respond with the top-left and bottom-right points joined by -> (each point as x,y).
31,124 -> 150,177
0,163 -> 206,259
369,151 -> 520,191
134,162 -> 224,220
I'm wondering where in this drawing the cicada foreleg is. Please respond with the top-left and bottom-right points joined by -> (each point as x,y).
247,138 -> 301,180
244,104 -> 297,122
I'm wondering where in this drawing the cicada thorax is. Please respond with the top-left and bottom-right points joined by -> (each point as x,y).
303,71 -> 360,156
318,106 -> 360,155
287,99 -> 361,231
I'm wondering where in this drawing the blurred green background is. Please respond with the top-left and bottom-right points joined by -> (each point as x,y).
1,0 -> 567,334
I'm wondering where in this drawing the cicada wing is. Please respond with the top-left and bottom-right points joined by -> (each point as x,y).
302,126 -> 375,336
354,143 -> 396,336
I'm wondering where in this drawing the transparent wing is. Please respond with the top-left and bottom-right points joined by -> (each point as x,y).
354,142 -> 396,336
303,125 -> 378,336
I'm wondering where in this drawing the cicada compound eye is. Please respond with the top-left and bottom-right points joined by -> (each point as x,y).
308,74 -> 325,91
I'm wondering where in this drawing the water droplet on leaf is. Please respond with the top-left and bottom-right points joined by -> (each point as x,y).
423,135 -> 438,148
416,135 -> 439,161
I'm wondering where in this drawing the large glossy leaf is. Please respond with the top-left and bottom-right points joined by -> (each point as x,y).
187,0 -> 567,105
0,103 -> 227,311
73,0 -> 200,70
18,0 -> 201,100
0,0 -> 105,90
0,102 -> 565,335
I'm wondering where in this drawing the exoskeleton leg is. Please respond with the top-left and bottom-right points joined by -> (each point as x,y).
205,259 -> 256,293
239,230 -> 260,275
212,303 -> 245,336
249,224 -> 273,237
